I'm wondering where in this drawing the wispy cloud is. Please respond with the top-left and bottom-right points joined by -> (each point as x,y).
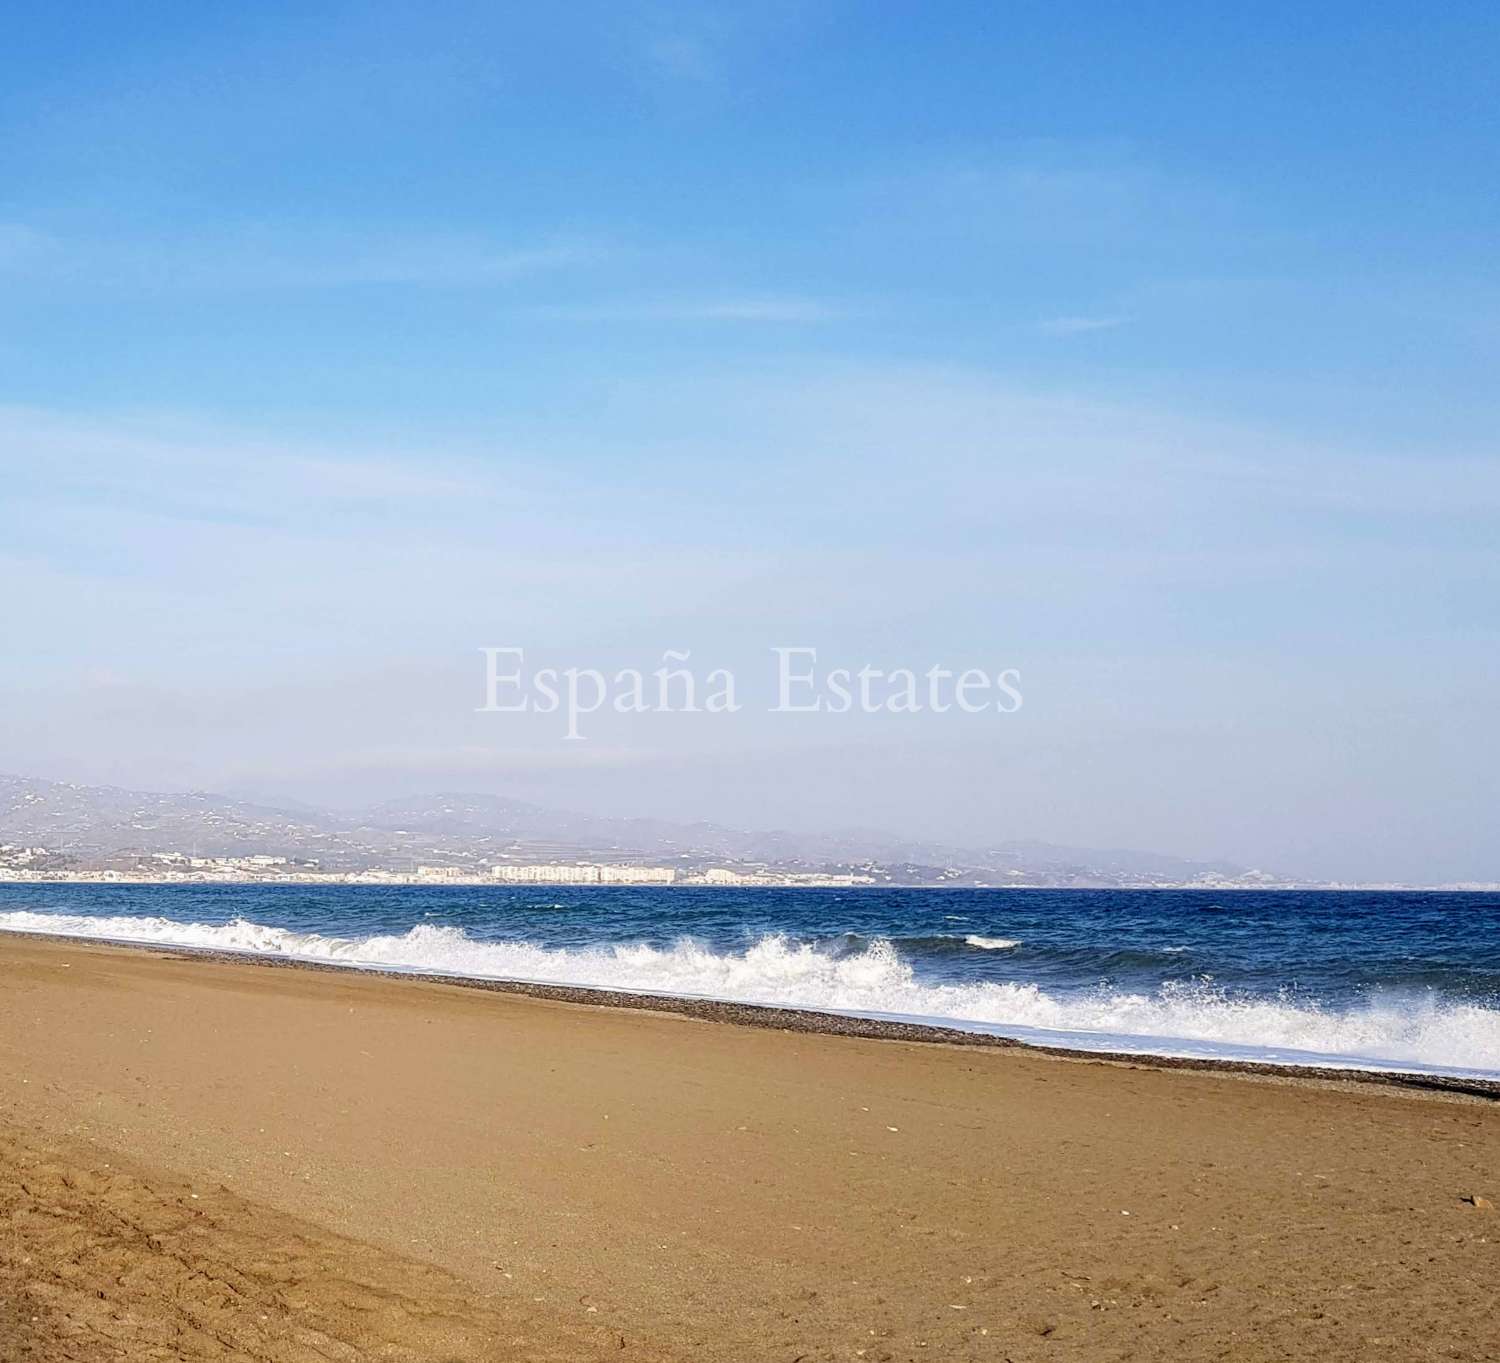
241,236 -> 604,289
1038,315 -> 1129,336
0,225 -> 608,292
863,141 -> 1242,255
529,295 -> 840,324
642,32 -> 718,83
0,222 -> 53,266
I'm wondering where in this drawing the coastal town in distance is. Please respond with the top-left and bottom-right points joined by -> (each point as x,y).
4,773 -> 1488,892
0,773 -> 1312,890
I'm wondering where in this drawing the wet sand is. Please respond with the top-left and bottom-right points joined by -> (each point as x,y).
2,932 -> 1496,1361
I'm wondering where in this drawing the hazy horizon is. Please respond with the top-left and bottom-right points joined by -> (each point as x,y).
4,5 -> 1497,884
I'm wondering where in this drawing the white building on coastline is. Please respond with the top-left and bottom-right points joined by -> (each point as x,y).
489,863 -> 677,885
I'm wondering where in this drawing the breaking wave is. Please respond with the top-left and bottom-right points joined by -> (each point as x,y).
4,910 -> 1498,1079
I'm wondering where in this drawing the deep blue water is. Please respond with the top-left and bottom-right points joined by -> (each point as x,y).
2,884 -> 1498,1078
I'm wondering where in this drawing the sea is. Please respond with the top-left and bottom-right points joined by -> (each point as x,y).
2,884 -> 1498,1081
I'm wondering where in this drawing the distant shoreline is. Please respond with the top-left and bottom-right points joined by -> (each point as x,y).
2,874 -> 1494,891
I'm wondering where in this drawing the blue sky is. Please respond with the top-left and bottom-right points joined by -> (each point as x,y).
2,3 -> 1497,880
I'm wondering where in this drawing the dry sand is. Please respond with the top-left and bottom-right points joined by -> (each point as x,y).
1,932 -> 1496,1362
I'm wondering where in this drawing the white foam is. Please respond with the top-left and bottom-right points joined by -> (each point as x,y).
964,934 -> 1021,950
4,911 -> 1498,1080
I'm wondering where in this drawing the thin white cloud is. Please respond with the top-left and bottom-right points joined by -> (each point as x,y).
862,141 -> 1243,251
642,32 -> 717,83
1038,315 -> 1129,336
530,295 -> 839,323
0,227 -> 608,291
0,222 -> 53,266
246,237 -> 602,289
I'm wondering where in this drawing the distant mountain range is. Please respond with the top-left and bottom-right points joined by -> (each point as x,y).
0,773 -> 1296,888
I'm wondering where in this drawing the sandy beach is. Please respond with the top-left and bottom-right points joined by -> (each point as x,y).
2,933 -> 1496,1362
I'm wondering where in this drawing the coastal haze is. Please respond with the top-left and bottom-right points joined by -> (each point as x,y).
0,772 -> 1286,888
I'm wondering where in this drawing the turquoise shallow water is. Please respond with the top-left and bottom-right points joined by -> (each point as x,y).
2,884 -> 1498,1078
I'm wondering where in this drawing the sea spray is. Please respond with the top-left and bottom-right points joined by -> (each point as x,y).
3,908 -> 1498,1079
